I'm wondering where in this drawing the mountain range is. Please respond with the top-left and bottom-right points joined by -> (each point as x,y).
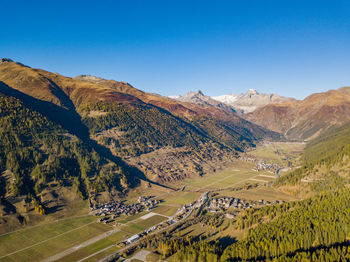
171,89 -> 293,114
172,86 -> 350,141
0,59 -> 281,211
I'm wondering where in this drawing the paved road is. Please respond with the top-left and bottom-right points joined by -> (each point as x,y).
42,168 -> 264,262
40,228 -> 120,262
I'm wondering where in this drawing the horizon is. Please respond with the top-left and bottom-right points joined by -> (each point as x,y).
1,0 -> 350,99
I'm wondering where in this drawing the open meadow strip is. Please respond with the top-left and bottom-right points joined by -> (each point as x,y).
0,221 -> 113,261
0,216 -> 96,256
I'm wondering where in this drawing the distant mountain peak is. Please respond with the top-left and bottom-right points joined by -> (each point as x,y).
183,90 -> 204,97
246,89 -> 259,96
169,90 -> 237,113
213,90 -> 293,114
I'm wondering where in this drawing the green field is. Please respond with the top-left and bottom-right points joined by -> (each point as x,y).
0,216 -> 113,262
249,141 -> 305,165
56,230 -> 129,262
131,215 -> 167,229
153,205 -> 179,217
173,162 -> 270,192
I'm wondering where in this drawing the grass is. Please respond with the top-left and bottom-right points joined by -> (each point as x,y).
249,142 -> 305,165
0,215 -> 95,255
55,230 -> 130,262
0,217 -> 113,262
153,205 -> 179,217
217,186 -> 298,201
161,192 -> 201,205
114,210 -> 150,224
132,215 -> 167,229
174,164 -> 264,192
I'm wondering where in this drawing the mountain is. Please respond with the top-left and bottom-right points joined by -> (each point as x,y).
0,59 -> 281,203
245,87 -> 350,140
212,89 -> 294,114
170,89 -> 293,115
169,90 -> 237,113
158,120 -> 350,262
275,120 -> 350,196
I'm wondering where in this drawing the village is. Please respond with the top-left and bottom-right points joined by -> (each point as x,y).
91,196 -> 160,223
240,155 -> 283,174
207,195 -> 285,213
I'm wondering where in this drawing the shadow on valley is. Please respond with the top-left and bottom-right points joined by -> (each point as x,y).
0,81 -> 173,191
216,236 -> 237,249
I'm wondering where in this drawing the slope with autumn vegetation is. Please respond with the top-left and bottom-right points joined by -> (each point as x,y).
245,87 -> 350,141
148,117 -> 350,262
0,59 -> 281,230
275,120 -> 350,197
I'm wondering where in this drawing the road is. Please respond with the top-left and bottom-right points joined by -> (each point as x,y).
43,168 -> 261,262
88,192 -> 209,262
78,171 -> 265,262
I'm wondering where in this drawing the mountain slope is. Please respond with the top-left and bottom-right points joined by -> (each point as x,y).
274,120 -> 350,197
0,59 -> 282,186
245,87 -> 350,140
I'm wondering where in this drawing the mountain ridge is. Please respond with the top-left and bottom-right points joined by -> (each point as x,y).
171,89 -> 294,114
245,86 -> 350,140
0,59 -> 281,200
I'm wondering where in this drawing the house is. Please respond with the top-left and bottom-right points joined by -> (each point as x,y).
126,234 -> 140,244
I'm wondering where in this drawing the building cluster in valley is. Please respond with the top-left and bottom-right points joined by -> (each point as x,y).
209,197 -> 251,212
240,155 -> 283,174
208,196 -> 286,213
92,196 -> 159,222
254,161 -> 280,173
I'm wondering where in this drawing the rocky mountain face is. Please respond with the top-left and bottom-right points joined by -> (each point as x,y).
245,87 -> 350,141
212,89 -> 294,114
169,90 -> 237,113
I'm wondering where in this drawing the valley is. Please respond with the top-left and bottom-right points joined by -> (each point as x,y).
0,60 -> 350,262
0,141 -> 302,262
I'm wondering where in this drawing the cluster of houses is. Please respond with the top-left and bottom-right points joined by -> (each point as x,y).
207,196 -> 287,213
174,203 -> 193,220
208,197 -> 251,212
138,196 -> 159,211
254,161 -> 281,173
93,196 -> 159,220
94,201 -> 143,219
240,155 -> 283,174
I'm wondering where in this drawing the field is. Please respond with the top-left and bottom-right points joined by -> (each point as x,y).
0,216 -> 113,261
172,160 -> 277,192
248,141 -> 305,165
217,186 -> 298,202
55,231 -> 129,262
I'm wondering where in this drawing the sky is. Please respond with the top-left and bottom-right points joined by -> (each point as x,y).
1,0 -> 350,99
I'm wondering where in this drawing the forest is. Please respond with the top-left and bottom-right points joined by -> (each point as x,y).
0,95 -> 129,207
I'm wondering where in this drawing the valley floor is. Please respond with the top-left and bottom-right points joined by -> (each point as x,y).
0,141 -> 303,262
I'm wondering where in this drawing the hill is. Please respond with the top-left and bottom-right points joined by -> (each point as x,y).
275,120 -> 350,195
245,87 -> 350,140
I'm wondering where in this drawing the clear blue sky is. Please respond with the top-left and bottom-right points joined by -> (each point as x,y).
1,0 -> 349,99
